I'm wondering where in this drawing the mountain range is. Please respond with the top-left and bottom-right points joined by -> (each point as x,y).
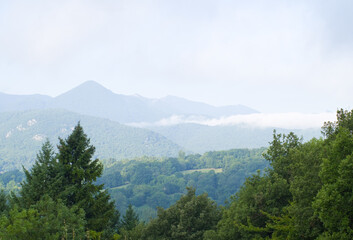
0,81 -> 258,123
0,81 -> 322,171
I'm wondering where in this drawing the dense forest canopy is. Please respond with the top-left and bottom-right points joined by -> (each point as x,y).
99,148 -> 268,221
0,109 -> 353,239
0,147 -> 269,222
203,109 -> 353,239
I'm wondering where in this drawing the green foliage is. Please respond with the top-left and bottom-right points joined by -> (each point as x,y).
57,123 -> 118,234
143,187 -> 221,240
201,131 -> 302,240
118,205 -> 143,239
286,139 -> 325,239
121,204 -> 140,231
5,109 -> 353,239
119,223 -> 145,240
19,140 -> 57,208
263,130 -> 302,180
208,131 -> 317,239
16,123 -> 118,238
208,109 -> 353,240
0,190 -> 9,214
100,148 -> 268,221
0,205 -> 39,239
0,196 -> 86,240
210,170 -> 291,240
313,109 -> 353,239
0,170 -> 24,193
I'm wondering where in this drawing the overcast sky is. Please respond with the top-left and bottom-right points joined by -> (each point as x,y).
1,0 -> 353,113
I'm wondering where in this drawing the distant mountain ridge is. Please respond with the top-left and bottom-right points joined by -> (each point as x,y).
148,123 -> 322,153
0,109 -> 183,172
0,93 -> 51,112
0,81 -> 258,123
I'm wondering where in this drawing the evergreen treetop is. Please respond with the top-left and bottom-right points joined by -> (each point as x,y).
17,122 -> 118,237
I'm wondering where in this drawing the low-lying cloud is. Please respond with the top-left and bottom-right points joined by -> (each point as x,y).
130,112 -> 337,129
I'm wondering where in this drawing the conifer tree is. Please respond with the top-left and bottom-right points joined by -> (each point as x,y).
55,122 -> 103,206
55,122 -> 117,233
18,123 -> 119,236
19,140 -> 57,208
121,204 -> 139,231
0,190 -> 8,214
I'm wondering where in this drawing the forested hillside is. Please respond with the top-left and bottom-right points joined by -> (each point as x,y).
0,148 -> 269,222
149,123 -> 321,153
0,109 -> 182,171
98,148 -> 268,221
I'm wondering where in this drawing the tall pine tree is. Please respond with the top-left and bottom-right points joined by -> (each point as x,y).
18,123 -> 119,236
57,123 -> 117,232
19,140 -> 57,208
121,204 -> 139,231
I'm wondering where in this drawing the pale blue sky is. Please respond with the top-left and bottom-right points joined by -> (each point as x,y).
1,0 -> 353,113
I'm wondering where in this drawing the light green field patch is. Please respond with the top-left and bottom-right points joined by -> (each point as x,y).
109,183 -> 130,190
180,168 -> 223,174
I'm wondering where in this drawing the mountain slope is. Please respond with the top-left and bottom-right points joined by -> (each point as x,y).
154,95 -> 256,117
0,93 -> 51,112
148,123 -> 322,153
0,81 -> 258,123
52,81 -> 161,123
0,109 -> 183,171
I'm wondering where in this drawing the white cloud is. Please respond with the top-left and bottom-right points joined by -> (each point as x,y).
130,112 -> 337,129
201,112 -> 336,129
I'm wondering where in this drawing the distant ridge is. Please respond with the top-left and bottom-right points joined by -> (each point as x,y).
154,95 -> 257,116
148,123 -> 321,153
0,109 -> 183,171
0,81 -> 258,123
0,93 -> 51,112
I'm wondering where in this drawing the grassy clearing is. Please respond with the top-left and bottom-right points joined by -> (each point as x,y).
109,183 -> 130,190
180,168 -> 223,174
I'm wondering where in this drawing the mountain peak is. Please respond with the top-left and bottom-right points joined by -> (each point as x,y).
76,80 -> 109,91
56,80 -> 113,98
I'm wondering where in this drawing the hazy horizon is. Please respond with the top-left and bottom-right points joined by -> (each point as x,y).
1,1 -> 353,113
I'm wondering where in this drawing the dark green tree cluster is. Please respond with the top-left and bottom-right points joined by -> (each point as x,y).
122,187 -> 219,240
118,204 -> 142,239
205,109 -> 353,239
121,204 -> 140,231
146,187 -> 220,239
0,123 -> 119,239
